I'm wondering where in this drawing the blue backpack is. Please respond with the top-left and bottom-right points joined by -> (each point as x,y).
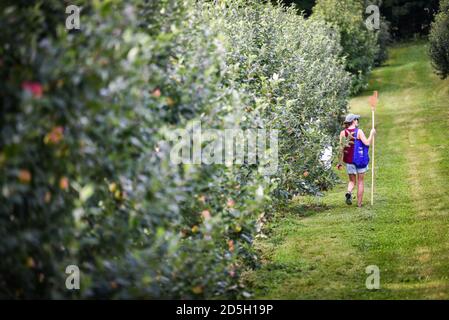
353,128 -> 370,168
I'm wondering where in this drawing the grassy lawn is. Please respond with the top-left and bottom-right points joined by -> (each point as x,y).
244,41 -> 449,299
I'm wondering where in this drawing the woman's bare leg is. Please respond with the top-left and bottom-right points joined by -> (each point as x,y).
348,174 -> 356,193
357,173 -> 365,207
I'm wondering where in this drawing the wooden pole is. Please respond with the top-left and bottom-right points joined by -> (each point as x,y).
369,91 -> 378,206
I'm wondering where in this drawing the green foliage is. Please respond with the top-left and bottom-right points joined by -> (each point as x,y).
282,0 -> 441,40
313,0 -> 379,94
0,0 -> 350,298
374,16 -> 392,66
429,0 -> 449,79
202,0 -> 351,198
366,0 -> 392,66
0,0 -> 265,299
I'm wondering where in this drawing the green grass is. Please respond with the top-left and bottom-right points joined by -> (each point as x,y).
244,41 -> 449,299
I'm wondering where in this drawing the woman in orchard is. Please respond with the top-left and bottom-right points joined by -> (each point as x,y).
337,114 -> 376,207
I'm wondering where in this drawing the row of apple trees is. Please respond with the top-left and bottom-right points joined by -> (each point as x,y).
0,0 -> 351,298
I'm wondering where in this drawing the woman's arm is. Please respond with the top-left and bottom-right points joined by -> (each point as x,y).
358,128 -> 376,146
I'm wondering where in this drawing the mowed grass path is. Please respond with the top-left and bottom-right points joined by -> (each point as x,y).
245,42 -> 449,299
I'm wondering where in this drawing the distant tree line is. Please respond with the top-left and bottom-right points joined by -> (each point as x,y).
280,0 -> 440,39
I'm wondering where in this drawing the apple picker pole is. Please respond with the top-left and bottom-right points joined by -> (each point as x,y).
369,91 -> 378,206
